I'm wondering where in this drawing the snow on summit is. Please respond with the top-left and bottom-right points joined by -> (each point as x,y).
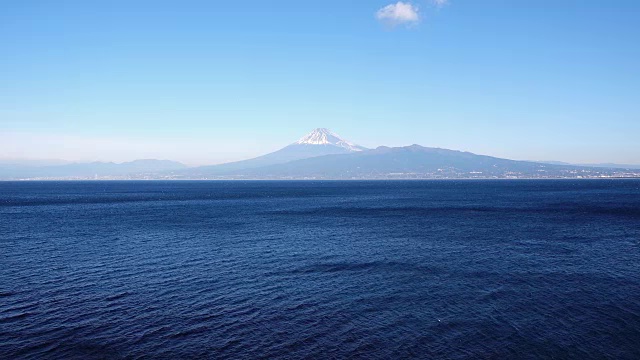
295,128 -> 366,152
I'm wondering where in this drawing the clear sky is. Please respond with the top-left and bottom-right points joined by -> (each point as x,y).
1,0 -> 639,165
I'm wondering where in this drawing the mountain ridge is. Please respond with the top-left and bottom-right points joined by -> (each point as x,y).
179,144 -> 639,180
1,129 -> 639,180
0,159 -> 186,179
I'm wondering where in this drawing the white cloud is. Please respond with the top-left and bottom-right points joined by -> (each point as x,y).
376,2 -> 420,27
432,0 -> 449,7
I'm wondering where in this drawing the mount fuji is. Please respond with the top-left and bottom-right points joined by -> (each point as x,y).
189,128 -> 367,175
181,128 -> 636,180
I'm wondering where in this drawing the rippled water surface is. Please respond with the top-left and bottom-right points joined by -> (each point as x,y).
1,180 -> 639,359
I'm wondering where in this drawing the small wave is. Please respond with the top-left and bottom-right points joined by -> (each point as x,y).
0,291 -> 16,297
0,301 -> 39,314
105,292 -> 131,302
0,311 -> 33,323
166,325 -> 211,339
292,261 -> 435,274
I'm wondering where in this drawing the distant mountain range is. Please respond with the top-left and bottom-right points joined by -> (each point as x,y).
181,143 -> 637,180
1,129 -> 639,180
0,159 -> 186,180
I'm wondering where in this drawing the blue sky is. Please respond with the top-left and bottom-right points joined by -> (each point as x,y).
1,0 -> 639,165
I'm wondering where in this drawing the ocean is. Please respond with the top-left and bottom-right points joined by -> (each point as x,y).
1,180 -> 639,359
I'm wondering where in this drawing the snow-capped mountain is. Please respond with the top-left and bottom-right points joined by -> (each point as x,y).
295,128 -> 367,152
188,128 -> 367,175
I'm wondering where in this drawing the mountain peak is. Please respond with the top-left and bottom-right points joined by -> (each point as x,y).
295,128 -> 366,152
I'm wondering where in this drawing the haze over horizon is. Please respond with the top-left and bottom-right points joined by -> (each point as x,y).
2,0 -> 639,165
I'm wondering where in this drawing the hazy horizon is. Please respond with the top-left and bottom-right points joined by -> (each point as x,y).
2,1 -> 639,165
2,128 -> 640,168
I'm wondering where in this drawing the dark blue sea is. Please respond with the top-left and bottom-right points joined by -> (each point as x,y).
1,180 -> 639,359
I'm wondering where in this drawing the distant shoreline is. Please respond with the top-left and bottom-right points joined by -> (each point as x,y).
3,177 -> 640,182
